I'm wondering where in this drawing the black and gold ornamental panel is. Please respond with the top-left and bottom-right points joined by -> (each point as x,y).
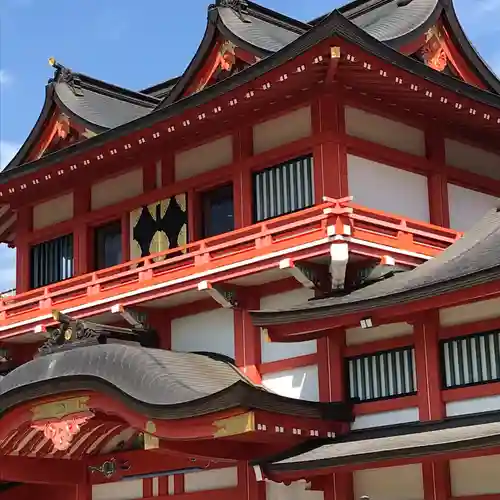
130,195 -> 188,261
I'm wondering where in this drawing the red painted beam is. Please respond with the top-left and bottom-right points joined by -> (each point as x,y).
0,455 -> 86,485
266,279 -> 500,343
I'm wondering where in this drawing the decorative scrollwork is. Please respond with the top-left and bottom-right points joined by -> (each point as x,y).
38,320 -> 102,356
32,416 -> 92,451
88,459 -> 130,479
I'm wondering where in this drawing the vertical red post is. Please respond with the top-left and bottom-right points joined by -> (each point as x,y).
312,88 -> 348,202
234,293 -> 261,384
233,127 -> 254,229
143,162 -> 157,192
426,126 -> 449,228
414,310 -> 450,500
237,462 -> 266,500
14,206 -> 32,293
317,330 -> 353,500
317,330 -> 347,403
161,152 -> 175,187
121,212 -> 130,263
74,187 -> 90,275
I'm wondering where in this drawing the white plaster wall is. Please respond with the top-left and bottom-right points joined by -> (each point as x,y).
92,480 -> 143,500
351,407 -> 419,430
345,106 -> 425,156
91,169 -> 143,210
260,289 -> 316,363
253,107 -> 312,154
346,322 -> 413,345
184,467 -> 238,492
267,480 -> 324,500
440,297 -> 500,327
450,454 -> 500,496
262,365 -> 319,401
175,135 -> 233,181
353,464 -> 424,500
448,183 -> 499,232
171,309 -> 235,358
445,138 -> 500,180
347,155 -> 430,221
446,395 -> 500,417
33,192 -> 74,230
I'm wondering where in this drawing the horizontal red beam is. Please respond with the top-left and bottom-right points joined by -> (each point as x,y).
0,455 -> 86,485
267,279 -> 500,343
0,201 -> 458,337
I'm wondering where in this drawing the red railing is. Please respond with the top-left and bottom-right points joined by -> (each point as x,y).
0,200 -> 460,329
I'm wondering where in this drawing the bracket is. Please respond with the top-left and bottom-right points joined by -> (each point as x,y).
198,281 -> 237,308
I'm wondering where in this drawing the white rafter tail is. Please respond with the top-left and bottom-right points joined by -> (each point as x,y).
279,258 -> 316,289
34,324 -> 47,335
381,255 -> 396,266
253,465 -> 264,482
198,281 -> 235,308
330,243 -> 349,290
110,304 -> 144,329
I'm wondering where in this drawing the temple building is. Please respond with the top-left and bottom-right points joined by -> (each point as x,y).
1,0 -> 500,498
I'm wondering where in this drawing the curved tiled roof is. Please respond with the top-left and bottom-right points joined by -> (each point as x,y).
0,343 -> 352,420
3,71 -> 159,171
3,5 -> 500,181
260,409 -> 500,473
251,207 -> 500,326
54,81 -> 155,130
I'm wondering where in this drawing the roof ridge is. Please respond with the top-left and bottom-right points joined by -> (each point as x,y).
75,73 -> 161,105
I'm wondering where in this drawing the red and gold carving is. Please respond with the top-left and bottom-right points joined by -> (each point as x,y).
421,26 -> 447,72
32,416 -> 92,451
30,396 -> 94,451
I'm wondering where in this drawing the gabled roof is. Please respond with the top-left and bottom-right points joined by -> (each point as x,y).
4,65 -> 159,172
159,0 -> 500,106
251,206 -> 500,327
2,4 -> 500,184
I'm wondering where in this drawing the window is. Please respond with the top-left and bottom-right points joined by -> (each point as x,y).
201,184 -> 234,238
253,154 -> 314,222
94,220 -> 122,270
441,331 -> 500,389
347,346 -> 417,402
30,234 -> 74,289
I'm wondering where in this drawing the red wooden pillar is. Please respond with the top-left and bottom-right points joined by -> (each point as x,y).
74,187 -> 90,275
161,152 -> 175,187
238,462 -> 266,500
14,206 -> 32,293
414,310 -> 450,500
233,127 -> 254,229
425,126 -> 449,228
234,293 -> 261,384
143,161 -> 157,192
312,89 -> 348,202
414,310 -> 444,421
317,330 -> 347,403
317,330 -> 353,500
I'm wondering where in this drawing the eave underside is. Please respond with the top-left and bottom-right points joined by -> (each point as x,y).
261,409 -> 500,476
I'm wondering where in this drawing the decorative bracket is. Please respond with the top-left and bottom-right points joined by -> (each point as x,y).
329,243 -> 349,290
325,46 -> 341,84
198,281 -> 237,308
279,259 -> 324,290
110,304 -> 148,330
421,26 -> 447,72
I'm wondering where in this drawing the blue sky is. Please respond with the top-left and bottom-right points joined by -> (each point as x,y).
0,0 -> 499,292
